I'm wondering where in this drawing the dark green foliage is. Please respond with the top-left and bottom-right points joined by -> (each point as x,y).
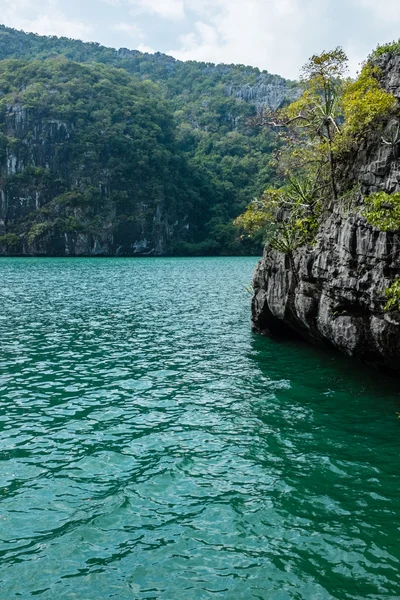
370,41 -> 400,58
0,25 -> 292,254
0,232 -> 19,250
385,278 -> 400,312
363,191 -> 400,231
0,58 -> 212,253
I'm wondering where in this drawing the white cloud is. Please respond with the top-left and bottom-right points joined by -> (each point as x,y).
128,0 -> 185,20
137,43 -> 156,53
102,0 -> 186,21
163,0 -> 400,78
112,22 -> 143,36
355,0 -> 400,23
111,22 -> 152,48
25,15 -> 93,39
168,0 -> 321,78
0,0 -> 93,39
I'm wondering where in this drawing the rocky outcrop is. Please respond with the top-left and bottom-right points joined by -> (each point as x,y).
252,55 -> 400,373
0,26 -> 299,257
252,204 -> 400,372
0,99 -> 193,257
226,73 -> 300,113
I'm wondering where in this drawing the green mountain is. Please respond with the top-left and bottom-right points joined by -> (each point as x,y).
0,25 -> 298,256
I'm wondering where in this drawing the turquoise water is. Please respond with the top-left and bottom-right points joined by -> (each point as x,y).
1,257 -> 400,600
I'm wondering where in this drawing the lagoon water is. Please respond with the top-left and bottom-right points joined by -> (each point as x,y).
1,257 -> 400,600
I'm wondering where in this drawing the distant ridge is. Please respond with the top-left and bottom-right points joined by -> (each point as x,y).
0,24 -> 298,256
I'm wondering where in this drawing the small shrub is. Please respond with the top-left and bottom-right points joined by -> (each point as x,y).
27,221 -> 53,244
337,65 -> 397,151
363,191 -> 400,231
385,278 -> 400,312
0,233 -> 19,248
371,41 -> 400,59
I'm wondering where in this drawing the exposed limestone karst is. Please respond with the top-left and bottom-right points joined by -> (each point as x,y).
252,53 -> 400,373
0,25 -> 298,257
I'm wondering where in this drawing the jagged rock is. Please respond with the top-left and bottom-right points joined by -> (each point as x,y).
252,54 -> 400,373
0,101 -> 190,257
226,74 -> 300,113
0,25 -> 302,257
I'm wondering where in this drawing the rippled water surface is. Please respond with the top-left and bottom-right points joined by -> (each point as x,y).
1,257 -> 400,600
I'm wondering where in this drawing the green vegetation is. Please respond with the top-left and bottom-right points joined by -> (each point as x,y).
370,41 -> 400,59
0,24 -> 292,255
290,47 -> 348,199
0,58 -> 216,253
236,46 -> 399,264
1,26 -> 399,259
363,191 -> 400,231
0,232 -> 19,250
385,278 -> 400,312
235,48 -> 346,252
234,179 -> 320,253
337,64 -> 397,151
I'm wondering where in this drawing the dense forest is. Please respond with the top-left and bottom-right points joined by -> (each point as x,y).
0,25 -> 297,256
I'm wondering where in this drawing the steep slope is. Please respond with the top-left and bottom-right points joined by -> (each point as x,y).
0,25 -> 298,115
0,25 -> 298,255
0,59 -> 210,256
252,52 -> 400,373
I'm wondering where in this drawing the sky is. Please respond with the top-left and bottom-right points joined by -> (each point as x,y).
1,0 -> 400,79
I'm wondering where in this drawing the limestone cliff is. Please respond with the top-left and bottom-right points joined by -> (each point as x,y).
225,72 -> 300,113
0,103 -> 189,257
0,26 -> 299,257
252,54 -> 400,373
0,58 -> 208,257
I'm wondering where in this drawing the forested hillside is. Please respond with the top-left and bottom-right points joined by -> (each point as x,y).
0,25 -> 297,255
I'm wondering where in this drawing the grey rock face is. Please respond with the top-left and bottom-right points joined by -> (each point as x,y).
252,54 -> 400,373
0,104 -> 187,257
377,54 -> 400,99
225,73 -> 300,113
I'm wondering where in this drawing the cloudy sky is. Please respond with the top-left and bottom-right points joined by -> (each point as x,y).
1,0 -> 400,78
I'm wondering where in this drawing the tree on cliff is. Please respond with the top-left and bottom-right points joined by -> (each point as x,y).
282,47 -> 347,200
235,47 -> 398,254
235,49 -> 347,253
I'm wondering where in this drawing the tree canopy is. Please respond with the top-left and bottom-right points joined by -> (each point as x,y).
0,24 -> 296,255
